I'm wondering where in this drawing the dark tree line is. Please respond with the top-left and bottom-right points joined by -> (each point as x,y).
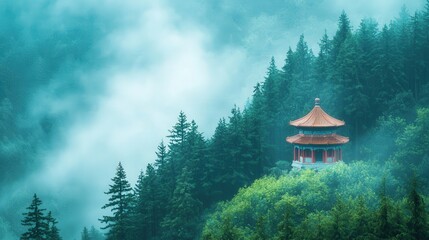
96,3 -> 429,239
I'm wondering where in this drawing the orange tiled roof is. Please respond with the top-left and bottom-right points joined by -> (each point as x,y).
286,133 -> 349,145
289,98 -> 345,127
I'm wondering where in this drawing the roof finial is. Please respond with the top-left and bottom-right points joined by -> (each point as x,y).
315,97 -> 320,106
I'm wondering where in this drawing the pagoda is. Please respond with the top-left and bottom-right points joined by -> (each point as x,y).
286,98 -> 349,170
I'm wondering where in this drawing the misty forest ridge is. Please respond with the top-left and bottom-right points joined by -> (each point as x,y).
1,0 -> 429,240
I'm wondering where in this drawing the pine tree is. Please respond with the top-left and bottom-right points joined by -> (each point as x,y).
81,227 -> 90,240
334,34 -> 368,159
132,171 -> 149,239
161,167 -> 202,240
100,162 -> 133,240
154,140 -> 167,170
261,58 -> 283,166
315,30 -> 331,85
224,106 -> 250,195
288,35 -> 315,116
356,18 -> 380,127
21,194 -> 49,240
168,111 -> 190,160
205,118 -> 229,202
46,211 -> 61,240
407,174 -> 428,240
244,84 -> 266,178
376,178 -> 392,239
165,111 -> 191,197
332,11 -> 352,62
89,226 -> 104,240
133,164 -> 159,239
153,141 -> 172,233
184,120 -> 207,204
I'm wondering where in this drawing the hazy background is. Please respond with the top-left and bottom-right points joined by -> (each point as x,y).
0,0 -> 425,239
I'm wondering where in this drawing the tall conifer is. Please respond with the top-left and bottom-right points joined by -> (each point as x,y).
100,162 -> 133,240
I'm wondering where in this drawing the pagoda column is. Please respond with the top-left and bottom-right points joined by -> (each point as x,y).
323,150 -> 326,163
334,148 -> 337,162
294,148 -> 296,161
312,149 -> 315,163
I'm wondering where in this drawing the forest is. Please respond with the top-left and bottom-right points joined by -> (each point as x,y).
2,1 -> 429,240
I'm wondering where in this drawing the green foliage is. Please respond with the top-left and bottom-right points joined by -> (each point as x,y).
202,162 -> 429,239
395,108 -> 429,163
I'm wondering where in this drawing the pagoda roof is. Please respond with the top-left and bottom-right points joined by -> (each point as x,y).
289,98 -> 345,128
286,133 -> 349,145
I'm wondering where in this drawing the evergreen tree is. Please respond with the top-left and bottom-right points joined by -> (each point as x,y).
315,30 -> 331,85
81,227 -> 90,240
168,111 -> 190,160
288,35 -> 315,116
46,212 -> 61,240
224,106 -> 250,194
132,171 -> 148,239
261,58 -> 284,166
314,30 -> 335,110
153,140 -> 173,231
244,84 -> 266,177
165,111 -> 191,197
334,34 -> 368,159
205,118 -> 229,202
89,226 -> 104,240
184,120 -> 207,204
376,178 -> 392,239
407,174 -> 428,240
133,164 -> 159,239
161,167 -> 202,240
21,194 -> 49,240
154,140 -> 167,170
100,162 -> 133,240
332,11 -> 352,62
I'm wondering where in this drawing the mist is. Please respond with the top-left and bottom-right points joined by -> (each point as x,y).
0,0 -> 425,239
